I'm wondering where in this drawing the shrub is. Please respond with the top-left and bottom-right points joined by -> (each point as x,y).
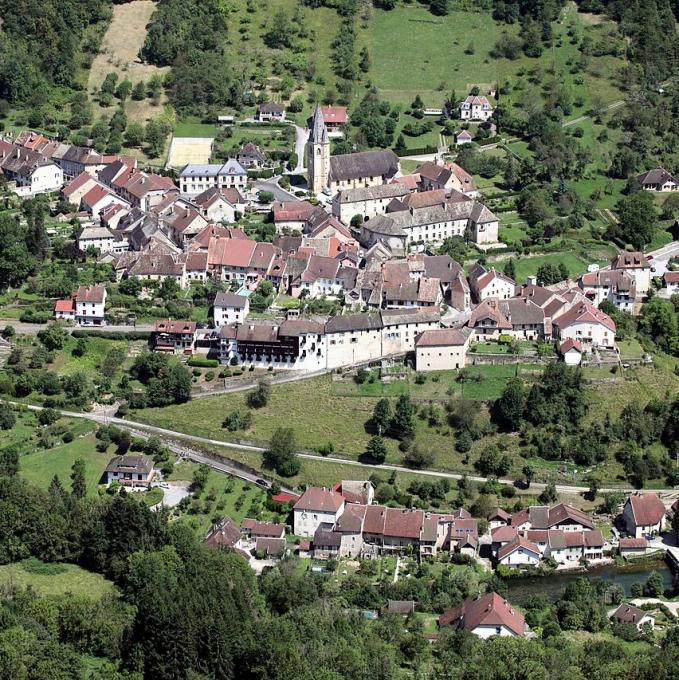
62,431 -> 74,443
205,371 -> 215,382
192,368 -> 202,377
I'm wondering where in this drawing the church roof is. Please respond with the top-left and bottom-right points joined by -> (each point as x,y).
309,105 -> 329,144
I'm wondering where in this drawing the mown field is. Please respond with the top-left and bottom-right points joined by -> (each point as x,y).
129,357 -> 679,486
0,560 -> 115,598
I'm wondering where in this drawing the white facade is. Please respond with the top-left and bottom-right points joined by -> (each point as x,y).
293,505 -> 344,538
325,327 -> 383,369
471,624 -> 518,639
76,296 -> 106,326
214,297 -> 249,327
478,276 -> 515,301
77,228 -> 116,253
26,163 -> 64,194
558,320 -> 615,349
179,162 -> 247,195
497,546 -> 541,568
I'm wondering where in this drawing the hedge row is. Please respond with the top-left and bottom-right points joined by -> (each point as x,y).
19,311 -> 51,324
395,145 -> 438,157
187,357 -> 219,368
247,166 -> 285,179
71,329 -> 152,340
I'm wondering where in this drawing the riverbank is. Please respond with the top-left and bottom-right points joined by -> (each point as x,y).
506,560 -> 673,605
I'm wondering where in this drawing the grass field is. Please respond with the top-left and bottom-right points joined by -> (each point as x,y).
87,0 -> 169,125
0,561 -> 115,598
20,430 -> 111,496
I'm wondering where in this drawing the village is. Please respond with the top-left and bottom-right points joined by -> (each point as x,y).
0,102 -> 670,376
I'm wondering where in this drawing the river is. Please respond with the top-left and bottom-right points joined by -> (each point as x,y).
505,560 -> 674,605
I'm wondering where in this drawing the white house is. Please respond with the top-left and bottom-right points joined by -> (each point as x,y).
105,455 -> 154,488
179,160 -> 247,195
459,95 -> 494,121
579,269 -> 637,312
415,326 -> 473,371
0,140 -> 64,195
635,168 -> 679,192
293,487 -> 345,537
560,338 -> 583,365
380,308 -> 440,355
193,187 -> 245,223
663,271 -> 679,295
610,603 -> 655,631
77,226 -> 116,253
75,284 -> 107,326
623,493 -> 667,538
213,290 -> 249,327
496,536 -> 541,568
469,265 -> 516,302
553,301 -> 616,349
611,252 -> 652,296
54,299 -> 76,322
256,102 -> 286,122
439,592 -> 526,638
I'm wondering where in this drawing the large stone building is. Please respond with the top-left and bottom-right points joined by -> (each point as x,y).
307,105 -> 399,194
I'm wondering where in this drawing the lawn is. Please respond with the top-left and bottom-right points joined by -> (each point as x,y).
20,430 -> 111,496
0,561 -> 115,598
174,121 -> 218,138
369,7 -> 509,108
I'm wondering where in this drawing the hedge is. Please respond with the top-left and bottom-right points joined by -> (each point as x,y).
395,145 -> 438,157
70,329 -> 152,340
187,357 -> 219,368
19,311 -> 51,324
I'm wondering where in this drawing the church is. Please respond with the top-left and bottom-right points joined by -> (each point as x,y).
307,106 -> 400,195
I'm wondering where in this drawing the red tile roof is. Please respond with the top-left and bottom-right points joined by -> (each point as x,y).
439,592 -> 525,636
272,201 -> 317,222
207,237 -> 257,268
54,299 -> 75,313
497,535 -> 540,561
554,301 -> 616,333
293,487 -> 345,513
383,508 -> 424,539
627,493 -> 666,528
619,537 -> 647,550
321,105 -> 348,125
491,525 -> 518,543
75,284 -> 106,303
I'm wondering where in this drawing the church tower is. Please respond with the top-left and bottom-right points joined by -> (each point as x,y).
307,105 -> 330,193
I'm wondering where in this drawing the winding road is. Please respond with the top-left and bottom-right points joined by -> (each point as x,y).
11,401 -> 675,496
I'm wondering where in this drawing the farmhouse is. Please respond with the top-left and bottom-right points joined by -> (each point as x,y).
496,536 -> 541,568
622,493 -> 667,538
69,284 -> 107,326
439,593 -> 526,638
294,487 -> 346,537
204,516 -> 243,550
105,455 -> 154,488
193,187 -> 245,223
509,503 -> 595,532
619,537 -> 648,557
256,101 -> 286,122
0,141 -> 64,195
552,300 -> 616,349
77,226 -> 117,253
635,167 -> 679,192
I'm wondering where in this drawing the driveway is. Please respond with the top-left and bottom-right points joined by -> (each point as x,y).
252,179 -> 298,203
155,482 -> 191,509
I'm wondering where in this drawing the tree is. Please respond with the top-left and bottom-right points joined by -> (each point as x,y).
639,297 -> 679,354
390,395 -> 414,440
119,276 -> 142,297
366,435 -> 387,463
536,263 -> 565,285
0,402 -> 15,430
37,323 -> 67,351
125,122 -> 145,148
192,463 -> 210,493
538,481 -> 557,504
404,446 -> 434,468
587,476 -> 601,500
131,80 -> 146,101
643,571 -> 665,597
430,0 -> 449,15
265,427 -> 299,476
504,258 -> 517,280
359,47 -> 371,73
372,398 -> 391,435
38,407 -> 60,426
495,379 -> 526,431
247,381 -> 270,408
71,458 -> 86,499
612,192 -> 657,249
522,465 -> 535,488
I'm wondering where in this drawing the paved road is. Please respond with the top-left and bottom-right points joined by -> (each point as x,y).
12,401 -> 669,495
292,124 -> 307,173
252,179 -> 298,203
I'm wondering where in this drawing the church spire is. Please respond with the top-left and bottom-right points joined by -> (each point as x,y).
310,104 -> 329,144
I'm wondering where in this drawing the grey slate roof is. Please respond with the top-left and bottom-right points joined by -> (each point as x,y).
335,183 -> 409,204
214,291 -> 248,309
325,313 -> 383,333
329,150 -> 399,183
